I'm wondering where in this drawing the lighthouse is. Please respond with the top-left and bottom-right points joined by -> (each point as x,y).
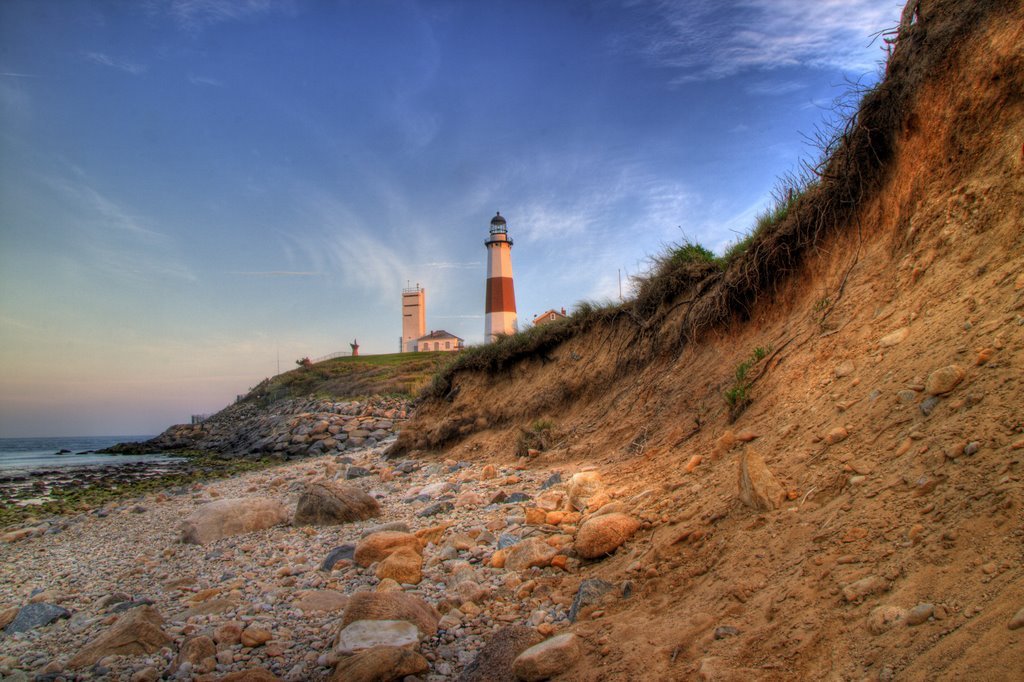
484,212 -> 517,342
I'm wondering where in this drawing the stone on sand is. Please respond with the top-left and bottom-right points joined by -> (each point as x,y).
340,591 -> 440,636
512,633 -> 581,681
180,497 -> 289,544
331,645 -> 428,682
574,513 -> 640,559
459,625 -> 544,682
67,605 -> 170,669
737,449 -> 785,511
567,471 -> 605,511
293,481 -> 381,526
355,531 -> 423,567
334,620 -> 421,656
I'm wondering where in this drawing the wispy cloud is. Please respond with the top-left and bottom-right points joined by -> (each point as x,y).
83,51 -> 146,75
152,0 -> 292,31
188,74 -> 223,87
745,79 -> 807,96
282,193 -> 408,301
228,270 -> 320,277
618,0 -> 901,82
1,72 -> 39,78
417,261 -> 483,270
38,168 -> 196,283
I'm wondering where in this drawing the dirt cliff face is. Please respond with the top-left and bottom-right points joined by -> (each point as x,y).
396,1 -> 1024,678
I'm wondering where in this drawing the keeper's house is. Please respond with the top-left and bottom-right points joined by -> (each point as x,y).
416,330 -> 464,352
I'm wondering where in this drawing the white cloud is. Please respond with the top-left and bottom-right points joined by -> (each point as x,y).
83,51 -> 146,75
152,0 -> 293,31
417,262 -> 483,270
228,270 -> 321,277
188,74 -> 223,87
618,0 -> 902,82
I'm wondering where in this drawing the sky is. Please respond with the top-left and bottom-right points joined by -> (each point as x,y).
0,0 -> 904,437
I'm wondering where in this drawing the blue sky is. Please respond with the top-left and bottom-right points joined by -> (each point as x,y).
0,0 -> 903,436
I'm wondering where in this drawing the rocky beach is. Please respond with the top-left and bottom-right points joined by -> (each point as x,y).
0,396 -> 630,682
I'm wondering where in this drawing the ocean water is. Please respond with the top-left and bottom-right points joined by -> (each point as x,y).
0,435 -> 168,475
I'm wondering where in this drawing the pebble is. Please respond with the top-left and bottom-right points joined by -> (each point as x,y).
879,328 -> 910,347
920,396 -> 940,416
905,603 -> 934,626
925,365 -> 965,395
1008,608 -> 1024,630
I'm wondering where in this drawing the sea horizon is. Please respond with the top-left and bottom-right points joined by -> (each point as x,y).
0,435 -> 162,474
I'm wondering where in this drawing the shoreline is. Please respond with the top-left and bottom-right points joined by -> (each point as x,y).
0,451 -> 281,528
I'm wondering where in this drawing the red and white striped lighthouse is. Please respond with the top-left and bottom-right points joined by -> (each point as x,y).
484,211 -> 517,342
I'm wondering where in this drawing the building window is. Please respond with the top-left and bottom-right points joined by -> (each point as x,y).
434,342 -> 440,350
445,341 -> 451,349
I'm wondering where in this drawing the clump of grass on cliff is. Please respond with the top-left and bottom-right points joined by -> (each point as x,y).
515,418 -> 561,457
423,300 -> 622,401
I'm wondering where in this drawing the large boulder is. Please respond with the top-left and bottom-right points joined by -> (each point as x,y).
567,471 -> 604,511
459,625 -> 544,682
67,605 -> 170,669
166,635 -> 216,676
504,538 -> 558,572
574,513 -> 640,559
332,645 -> 429,682
335,620 -> 420,656
354,531 -> 422,567
737,449 -> 785,512
340,592 -> 439,637
512,633 -> 581,681
294,482 -> 381,526
180,498 -> 289,544
375,547 -> 423,585
2,603 -> 70,634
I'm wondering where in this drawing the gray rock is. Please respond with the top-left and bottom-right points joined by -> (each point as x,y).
505,492 -> 531,503
497,533 -> 520,550
920,396 -> 940,416
344,466 -> 371,479
417,501 -> 453,518
568,579 -> 616,622
540,473 -> 562,490
3,603 -> 71,634
714,625 -> 740,639
321,545 -> 356,571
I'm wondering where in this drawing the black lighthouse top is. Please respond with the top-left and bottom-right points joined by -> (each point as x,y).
486,211 -> 512,246
489,211 -> 507,234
